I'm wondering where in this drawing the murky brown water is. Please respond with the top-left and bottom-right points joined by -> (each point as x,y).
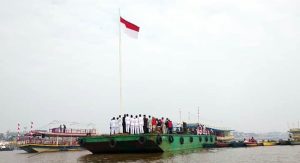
1,146 -> 300,163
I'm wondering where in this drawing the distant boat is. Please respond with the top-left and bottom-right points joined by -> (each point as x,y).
19,128 -> 96,153
230,141 -> 245,148
204,127 -> 234,148
278,139 -> 291,145
289,128 -> 300,145
216,141 -> 230,148
244,137 -> 258,147
262,140 -> 277,146
245,142 -> 258,147
290,141 -> 300,145
0,145 -> 13,151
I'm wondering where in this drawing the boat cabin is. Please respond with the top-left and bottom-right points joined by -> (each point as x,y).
21,128 -> 96,146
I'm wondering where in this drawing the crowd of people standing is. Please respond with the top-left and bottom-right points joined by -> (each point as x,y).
110,114 -> 173,135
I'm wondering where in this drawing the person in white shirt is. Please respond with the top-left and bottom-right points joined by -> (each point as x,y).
130,115 -> 135,134
161,117 -> 166,134
110,117 -> 116,135
125,114 -> 130,133
148,115 -> 152,133
134,115 -> 139,134
118,115 -> 122,134
115,117 -> 120,134
138,114 -> 144,134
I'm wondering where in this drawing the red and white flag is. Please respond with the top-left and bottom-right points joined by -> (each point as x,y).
120,17 -> 140,39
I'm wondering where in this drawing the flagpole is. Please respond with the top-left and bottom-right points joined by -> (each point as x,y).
119,8 -> 123,114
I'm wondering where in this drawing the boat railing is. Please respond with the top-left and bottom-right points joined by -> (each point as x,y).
23,139 -> 79,145
49,128 -> 96,134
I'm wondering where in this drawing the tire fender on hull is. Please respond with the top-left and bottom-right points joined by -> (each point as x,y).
168,135 -> 174,143
109,139 -> 117,148
138,136 -> 147,145
156,134 -> 162,145
180,136 -> 184,144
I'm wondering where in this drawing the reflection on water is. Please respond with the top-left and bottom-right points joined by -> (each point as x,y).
78,148 -> 210,163
1,146 -> 300,163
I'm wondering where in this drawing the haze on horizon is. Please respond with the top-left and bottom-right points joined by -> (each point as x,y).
0,0 -> 300,134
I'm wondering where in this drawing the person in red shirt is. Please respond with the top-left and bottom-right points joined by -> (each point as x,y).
168,120 -> 173,134
151,117 -> 157,132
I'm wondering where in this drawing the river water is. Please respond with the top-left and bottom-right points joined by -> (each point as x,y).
1,146 -> 300,163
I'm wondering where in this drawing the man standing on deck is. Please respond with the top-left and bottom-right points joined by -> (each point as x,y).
165,118 -> 169,134
115,117 -> 119,134
148,115 -> 152,133
122,114 -> 126,133
63,124 -> 66,133
203,125 -> 207,135
161,117 -> 166,134
110,117 -> 116,135
125,114 -> 130,133
143,115 -> 148,133
118,115 -> 122,134
168,120 -> 173,134
134,115 -> 139,134
138,114 -> 144,134
130,115 -> 135,134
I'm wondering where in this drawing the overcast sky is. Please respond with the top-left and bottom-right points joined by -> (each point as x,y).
1,0 -> 300,134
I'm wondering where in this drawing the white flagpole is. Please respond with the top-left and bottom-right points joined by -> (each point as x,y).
119,9 -> 123,114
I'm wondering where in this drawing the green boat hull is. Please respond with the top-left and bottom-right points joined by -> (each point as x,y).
79,134 -> 216,154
